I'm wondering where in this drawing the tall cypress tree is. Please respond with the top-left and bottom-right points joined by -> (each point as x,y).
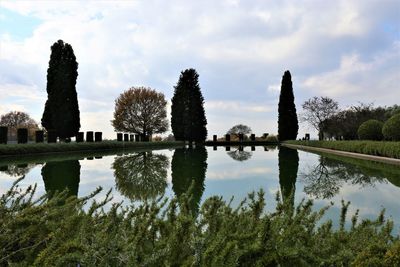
42,40 -> 80,139
278,70 -> 298,141
171,68 -> 207,142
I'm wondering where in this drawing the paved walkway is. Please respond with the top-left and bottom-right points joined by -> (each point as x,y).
283,144 -> 400,166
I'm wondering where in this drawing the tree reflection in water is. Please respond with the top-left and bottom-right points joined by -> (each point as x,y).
172,147 -> 208,215
278,146 -> 299,206
41,160 -> 81,197
227,147 -> 252,162
0,163 -> 36,177
300,155 -> 397,199
112,152 -> 169,201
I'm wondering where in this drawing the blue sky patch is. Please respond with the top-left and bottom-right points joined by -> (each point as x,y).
0,7 -> 42,40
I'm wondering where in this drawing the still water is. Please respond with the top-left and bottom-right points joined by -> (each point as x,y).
1,146 -> 399,230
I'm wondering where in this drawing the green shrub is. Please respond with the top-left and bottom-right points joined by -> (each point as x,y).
0,181 -> 398,266
383,114 -> 400,141
266,134 -> 279,143
357,119 -> 384,140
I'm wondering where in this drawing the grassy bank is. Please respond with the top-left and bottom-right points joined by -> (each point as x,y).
1,181 -> 399,266
0,141 -> 184,157
285,140 -> 400,159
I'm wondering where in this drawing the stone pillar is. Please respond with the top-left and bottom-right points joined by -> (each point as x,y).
130,134 -> 134,142
35,130 -> 44,143
95,132 -> 102,142
238,133 -> 244,142
124,133 -> 129,142
17,128 -> 28,144
213,135 -> 217,142
117,133 -> 123,141
251,146 -> 255,151
250,134 -> 255,141
86,131 -> 94,142
305,133 -> 310,140
225,134 -> 230,142
76,132 -> 84,142
225,146 -> 231,151
0,126 -> 7,144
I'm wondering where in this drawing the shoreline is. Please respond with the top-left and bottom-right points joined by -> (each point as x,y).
0,141 -> 185,159
283,143 -> 400,166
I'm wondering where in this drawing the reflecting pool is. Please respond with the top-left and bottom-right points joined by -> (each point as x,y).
1,146 -> 399,230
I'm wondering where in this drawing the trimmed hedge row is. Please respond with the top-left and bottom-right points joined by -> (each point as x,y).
0,141 -> 184,157
285,140 -> 400,159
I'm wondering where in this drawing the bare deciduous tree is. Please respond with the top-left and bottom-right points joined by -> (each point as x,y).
301,97 -> 339,140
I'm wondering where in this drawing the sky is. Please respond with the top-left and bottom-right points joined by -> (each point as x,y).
0,0 -> 399,139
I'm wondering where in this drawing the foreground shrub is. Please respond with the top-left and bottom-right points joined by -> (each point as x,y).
383,114 -> 400,141
1,179 -> 399,266
357,119 -> 384,141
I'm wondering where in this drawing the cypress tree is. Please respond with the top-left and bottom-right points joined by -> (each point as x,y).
171,68 -> 207,142
278,70 -> 298,141
42,40 -> 80,140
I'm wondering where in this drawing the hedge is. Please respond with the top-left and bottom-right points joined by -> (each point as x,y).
285,140 -> 400,159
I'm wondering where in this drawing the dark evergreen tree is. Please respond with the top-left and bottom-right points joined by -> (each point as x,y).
278,70 -> 298,141
171,69 -> 207,142
42,40 -> 80,139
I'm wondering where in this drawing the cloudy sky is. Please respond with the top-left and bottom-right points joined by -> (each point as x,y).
0,0 -> 399,139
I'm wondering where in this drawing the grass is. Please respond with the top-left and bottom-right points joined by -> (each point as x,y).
285,140 -> 400,159
0,140 -> 185,157
1,179 -> 399,266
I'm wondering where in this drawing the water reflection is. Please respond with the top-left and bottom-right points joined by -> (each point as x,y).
0,163 -> 36,177
171,147 -> 208,214
41,160 -> 81,197
112,152 -> 169,201
278,146 -> 299,205
227,146 -> 252,162
300,155 -> 400,199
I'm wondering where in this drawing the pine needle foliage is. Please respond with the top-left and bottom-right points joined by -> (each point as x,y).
1,179 -> 399,266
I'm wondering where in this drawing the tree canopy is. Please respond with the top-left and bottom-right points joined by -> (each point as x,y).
0,111 -> 39,140
278,70 -> 298,141
111,86 -> 168,140
171,68 -> 207,142
226,124 -> 252,138
42,40 -> 80,139
301,96 -> 339,140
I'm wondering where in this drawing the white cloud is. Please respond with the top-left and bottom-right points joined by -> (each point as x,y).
207,167 -> 273,180
0,0 -> 399,139
302,42 -> 400,105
